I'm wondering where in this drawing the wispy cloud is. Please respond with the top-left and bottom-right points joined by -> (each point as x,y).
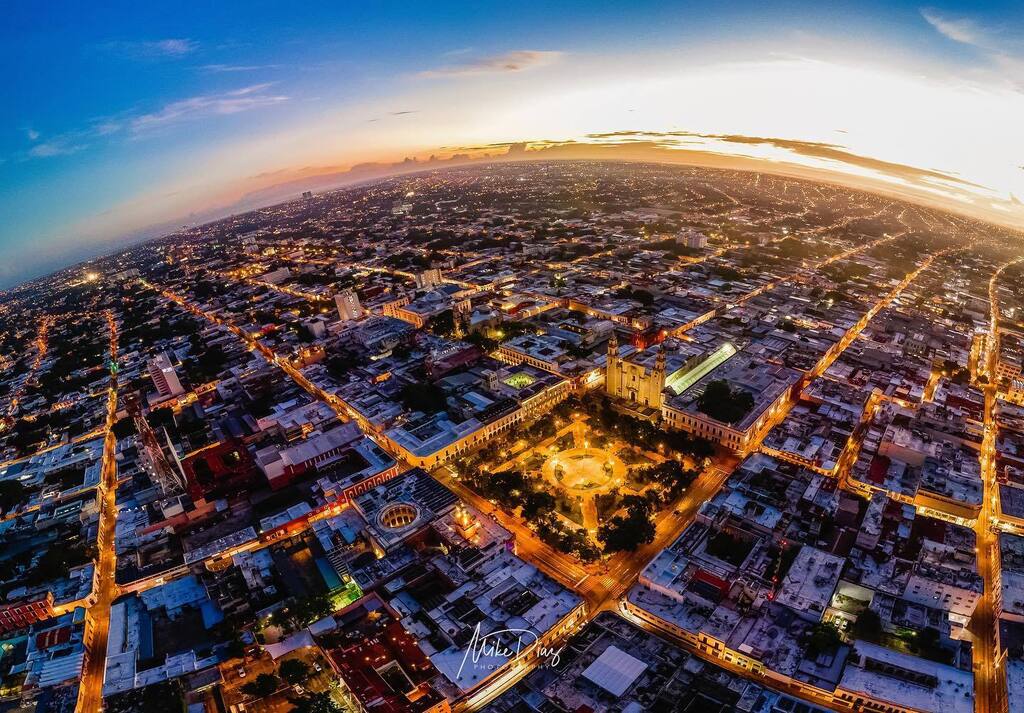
16,124 -> 95,160
582,129 -> 988,191
101,38 -> 198,59
15,83 -> 287,161
28,139 -> 85,158
920,8 -> 1024,89
365,110 -> 419,122
200,63 -> 280,73
130,83 -> 288,133
920,8 -> 986,46
418,50 -> 563,78
94,120 -> 122,136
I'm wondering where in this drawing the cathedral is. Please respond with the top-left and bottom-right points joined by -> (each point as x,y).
604,332 -> 668,410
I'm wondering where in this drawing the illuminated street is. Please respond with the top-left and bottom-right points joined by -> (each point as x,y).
76,311 -> 121,713
970,257 -> 1023,713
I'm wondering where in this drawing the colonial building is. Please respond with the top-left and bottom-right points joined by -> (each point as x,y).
605,332 -> 667,410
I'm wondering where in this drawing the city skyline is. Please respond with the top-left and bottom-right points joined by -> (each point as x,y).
3,0 -> 1024,287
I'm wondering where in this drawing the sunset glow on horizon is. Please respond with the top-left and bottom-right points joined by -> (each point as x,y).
2,0 -> 1023,286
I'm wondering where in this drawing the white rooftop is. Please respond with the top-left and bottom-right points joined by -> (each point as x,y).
775,546 -> 845,617
581,645 -> 648,698
840,640 -> 973,713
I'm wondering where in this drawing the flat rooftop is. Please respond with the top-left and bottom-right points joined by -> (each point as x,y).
666,348 -> 802,431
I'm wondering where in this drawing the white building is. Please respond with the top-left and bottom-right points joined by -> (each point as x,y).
334,289 -> 363,322
902,539 -> 982,619
775,547 -> 845,621
835,641 -> 973,713
148,352 -> 184,399
415,268 -> 443,290
259,266 -> 291,285
678,230 -> 708,249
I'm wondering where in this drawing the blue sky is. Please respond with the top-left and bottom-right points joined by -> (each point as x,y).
2,1 -> 1023,287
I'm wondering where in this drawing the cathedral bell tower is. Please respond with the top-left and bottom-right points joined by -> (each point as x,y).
605,331 -> 620,396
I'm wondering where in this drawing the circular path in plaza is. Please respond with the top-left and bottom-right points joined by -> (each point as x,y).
541,447 -> 627,496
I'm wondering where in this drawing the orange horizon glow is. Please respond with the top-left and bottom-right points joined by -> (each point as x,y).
54,52 -> 1024,253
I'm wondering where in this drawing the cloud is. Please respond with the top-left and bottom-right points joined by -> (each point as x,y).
94,120 -> 122,136
149,38 -> 198,56
920,9 -> 1024,89
582,130 -> 987,191
920,8 -> 986,46
15,83 -> 281,156
15,121 -> 113,160
100,38 -> 198,59
418,50 -> 562,78
200,63 -> 279,73
365,110 -> 418,122
130,83 -> 288,133
993,54 -> 1024,84
28,140 -> 84,158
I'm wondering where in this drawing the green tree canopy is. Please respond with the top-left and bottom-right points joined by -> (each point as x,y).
399,382 -> 448,414
697,380 -> 755,424
242,673 -> 280,699
598,497 -> 656,553
279,658 -> 311,685
289,592 -> 333,627
290,692 -> 343,713
852,609 -> 883,642
804,621 -> 843,657
0,480 -> 27,513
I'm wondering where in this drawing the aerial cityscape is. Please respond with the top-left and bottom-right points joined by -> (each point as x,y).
3,3 -> 1024,713
1,161 -> 1022,713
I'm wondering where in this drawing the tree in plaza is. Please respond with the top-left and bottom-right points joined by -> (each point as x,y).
638,461 -> 698,499
533,513 -> 600,562
427,309 -> 456,337
465,330 -> 499,352
473,468 -> 531,509
598,497 -> 656,553
575,537 -> 601,562
521,489 -> 556,519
